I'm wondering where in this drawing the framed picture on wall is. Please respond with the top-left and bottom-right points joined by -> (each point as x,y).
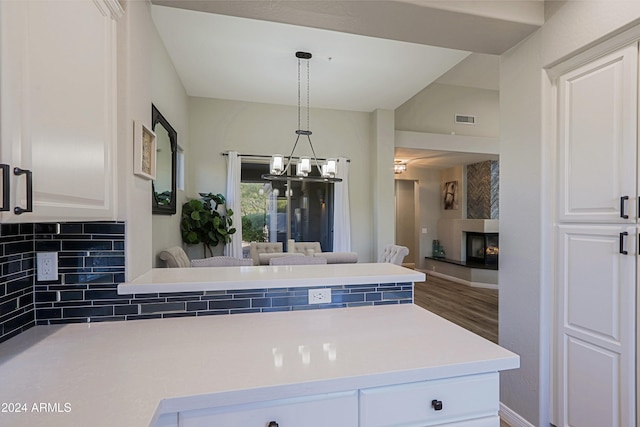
134,120 -> 156,180
443,180 -> 458,210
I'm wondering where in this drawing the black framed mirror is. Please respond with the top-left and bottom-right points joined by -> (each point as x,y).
152,104 -> 177,215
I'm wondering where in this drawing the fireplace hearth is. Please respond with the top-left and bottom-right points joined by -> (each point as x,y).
466,232 -> 499,266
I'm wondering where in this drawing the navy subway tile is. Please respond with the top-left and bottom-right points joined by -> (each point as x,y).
115,305 -> 138,316
140,302 -> 185,314
64,273 -> 114,285
62,241 -> 113,251
34,241 -> 61,252
209,299 -> 251,310
83,223 -> 125,235
63,306 -> 114,318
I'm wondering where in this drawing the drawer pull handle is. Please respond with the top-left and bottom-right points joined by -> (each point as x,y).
268,422 -> 279,427
431,399 -> 443,411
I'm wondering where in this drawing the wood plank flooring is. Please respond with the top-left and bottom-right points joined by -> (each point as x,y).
414,274 -> 498,344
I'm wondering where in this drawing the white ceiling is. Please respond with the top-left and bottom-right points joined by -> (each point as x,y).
151,1 -> 539,167
151,5 -> 472,112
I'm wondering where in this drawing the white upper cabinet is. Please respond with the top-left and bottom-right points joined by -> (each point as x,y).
0,0 -> 122,222
557,44 -> 638,223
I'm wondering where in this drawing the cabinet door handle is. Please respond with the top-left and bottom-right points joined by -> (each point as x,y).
431,399 -> 443,411
619,232 -> 628,255
13,167 -> 32,215
620,196 -> 629,219
0,164 -> 9,212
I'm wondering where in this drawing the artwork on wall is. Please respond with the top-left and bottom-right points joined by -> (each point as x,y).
133,120 -> 156,180
443,180 -> 458,210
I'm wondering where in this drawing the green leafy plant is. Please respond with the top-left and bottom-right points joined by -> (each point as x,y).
181,193 -> 236,257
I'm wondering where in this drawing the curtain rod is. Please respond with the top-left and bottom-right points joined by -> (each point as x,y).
221,152 -> 350,162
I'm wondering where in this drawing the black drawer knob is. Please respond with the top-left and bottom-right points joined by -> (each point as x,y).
432,399 -> 443,411
268,422 -> 279,427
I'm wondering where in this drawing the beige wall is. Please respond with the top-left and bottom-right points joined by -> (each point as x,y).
150,19 -> 189,267
395,165 -> 442,268
187,97 -> 376,261
395,83 -> 499,138
118,0 -> 154,280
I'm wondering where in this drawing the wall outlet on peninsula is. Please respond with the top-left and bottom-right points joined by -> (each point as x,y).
308,288 -> 331,304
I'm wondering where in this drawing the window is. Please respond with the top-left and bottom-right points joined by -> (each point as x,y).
240,162 -> 334,252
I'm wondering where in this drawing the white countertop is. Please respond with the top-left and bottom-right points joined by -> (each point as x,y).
118,262 -> 426,294
0,304 -> 518,427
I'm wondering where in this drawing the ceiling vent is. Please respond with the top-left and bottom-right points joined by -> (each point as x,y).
455,114 -> 476,125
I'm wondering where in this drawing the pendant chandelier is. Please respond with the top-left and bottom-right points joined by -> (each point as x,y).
262,51 -> 342,183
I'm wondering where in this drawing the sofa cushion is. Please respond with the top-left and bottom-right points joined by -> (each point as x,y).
190,256 -> 253,267
314,252 -> 358,264
258,252 -> 304,265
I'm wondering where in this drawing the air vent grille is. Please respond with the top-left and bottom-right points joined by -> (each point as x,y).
455,114 -> 476,125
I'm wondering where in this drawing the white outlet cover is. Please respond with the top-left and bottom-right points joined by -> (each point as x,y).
36,252 -> 58,282
308,288 -> 331,304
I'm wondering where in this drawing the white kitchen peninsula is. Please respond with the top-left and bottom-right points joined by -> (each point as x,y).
0,304 -> 518,427
117,262 -> 425,294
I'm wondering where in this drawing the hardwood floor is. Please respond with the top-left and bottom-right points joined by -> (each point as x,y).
414,274 -> 498,344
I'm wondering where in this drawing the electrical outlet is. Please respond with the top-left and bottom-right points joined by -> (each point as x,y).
37,252 -> 58,281
308,288 -> 331,304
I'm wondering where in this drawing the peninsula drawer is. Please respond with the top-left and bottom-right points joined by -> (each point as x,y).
178,390 -> 358,427
359,372 -> 499,427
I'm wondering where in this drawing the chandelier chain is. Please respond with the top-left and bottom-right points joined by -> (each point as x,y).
307,58 -> 310,132
297,57 -> 301,131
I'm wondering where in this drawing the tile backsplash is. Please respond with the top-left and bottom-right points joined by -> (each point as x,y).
0,224 -> 35,344
0,221 -> 125,344
34,222 -> 125,326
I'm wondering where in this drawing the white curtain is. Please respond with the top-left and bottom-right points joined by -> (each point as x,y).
332,157 -> 351,251
224,151 -> 243,258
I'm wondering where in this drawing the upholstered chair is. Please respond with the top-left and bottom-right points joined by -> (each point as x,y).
249,242 -> 283,265
190,256 -> 253,267
269,255 -> 328,266
378,245 -> 409,265
291,241 -> 322,256
158,246 -> 191,268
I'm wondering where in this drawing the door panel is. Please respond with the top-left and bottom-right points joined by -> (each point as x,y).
557,224 -> 635,427
557,44 -> 637,223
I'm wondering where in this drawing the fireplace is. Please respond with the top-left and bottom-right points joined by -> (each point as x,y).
466,232 -> 499,266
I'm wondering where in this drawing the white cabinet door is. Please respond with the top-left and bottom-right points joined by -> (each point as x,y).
0,0 -> 121,222
178,391 -> 358,427
556,225 -> 636,427
557,44 -> 637,223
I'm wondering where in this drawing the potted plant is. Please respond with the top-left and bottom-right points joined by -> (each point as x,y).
180,192 -> 236,257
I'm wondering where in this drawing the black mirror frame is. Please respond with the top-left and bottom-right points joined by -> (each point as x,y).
151,104 -> 177,215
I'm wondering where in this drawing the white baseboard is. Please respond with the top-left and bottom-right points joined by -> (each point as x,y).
500,402 -> 535,427
426,270 -> 499,290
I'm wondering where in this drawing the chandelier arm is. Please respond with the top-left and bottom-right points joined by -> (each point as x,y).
283,133 -> 302,175
306,134 -> 323,172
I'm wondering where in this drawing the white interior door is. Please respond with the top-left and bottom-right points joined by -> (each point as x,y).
557,44 -> 637,223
